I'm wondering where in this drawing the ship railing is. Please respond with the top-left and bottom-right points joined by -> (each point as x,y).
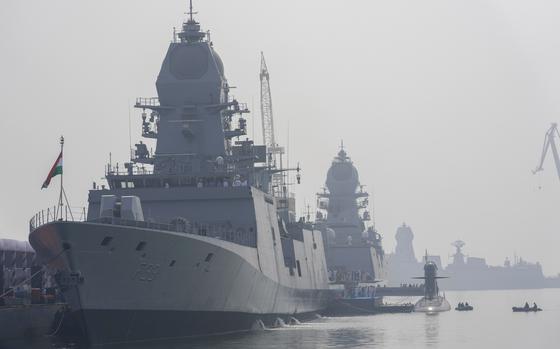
29,205 -> 87,233
29,208 -> 257,248
135,97 -> 160,107
90,217 -> 257,247
92,217 -> 175,231
106,168 -> 156,176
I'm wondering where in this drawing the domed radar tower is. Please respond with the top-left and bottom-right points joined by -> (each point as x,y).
386,223 -> 423,286
318,144 -> 367,245
316,143 -> 386,283
395,223 -> 417,263
134,0 -> 250,178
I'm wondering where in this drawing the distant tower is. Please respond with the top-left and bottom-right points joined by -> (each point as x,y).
395,223 -> 417,263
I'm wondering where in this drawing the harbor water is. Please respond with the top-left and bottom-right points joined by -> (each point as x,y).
1,288 -> 558,349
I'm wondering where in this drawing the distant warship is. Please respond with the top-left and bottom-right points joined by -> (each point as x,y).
387,224 -> 555,290
315,145 -> 386,284
413,253 -> 450,313
440,240 -> 548,290
28,3 -> 329,345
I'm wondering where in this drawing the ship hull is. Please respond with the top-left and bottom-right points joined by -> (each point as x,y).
29,221 -> 330,345
414,297 -> 451,313
62,308 -> 319,344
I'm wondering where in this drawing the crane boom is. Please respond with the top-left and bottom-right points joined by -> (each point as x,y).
259,52 -> 288,199
534,123 -> 560,181
260,52 -> 277,151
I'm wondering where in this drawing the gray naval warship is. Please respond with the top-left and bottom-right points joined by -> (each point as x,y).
440,240 -> 548,290
387,224 -> 558,290
28,4 -> 330,345
315,146 -> 386,284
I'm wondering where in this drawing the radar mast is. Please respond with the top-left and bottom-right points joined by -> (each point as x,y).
451,240 -> 466,265
178,0 -> 206,43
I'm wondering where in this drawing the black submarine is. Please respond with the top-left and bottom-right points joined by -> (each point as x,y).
413,252 -> 450,313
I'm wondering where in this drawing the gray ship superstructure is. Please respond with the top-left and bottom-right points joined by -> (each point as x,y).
28,5 -> 329,345
440,241 -> 547,290
386,223 -> 422,286
315,146 -> 386,284
386,223 -> 441,286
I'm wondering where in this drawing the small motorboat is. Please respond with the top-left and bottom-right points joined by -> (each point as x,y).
455,303 -> 474,311
512,306 -> 542,312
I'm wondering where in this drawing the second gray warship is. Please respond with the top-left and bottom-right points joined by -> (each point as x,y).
440,241 -> 548,290
28,3 -> 329,345
315,146 -> 386,285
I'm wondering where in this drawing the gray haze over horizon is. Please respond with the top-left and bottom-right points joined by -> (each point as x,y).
1,0 -> 560,275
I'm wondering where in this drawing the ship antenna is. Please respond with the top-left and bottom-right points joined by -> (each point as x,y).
179,0 -> 205,43
128,99 -> 132,161
371,185 -> 376,230
188,0 -> 197,22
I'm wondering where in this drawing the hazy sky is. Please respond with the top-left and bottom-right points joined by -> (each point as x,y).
1,0 -> 560,275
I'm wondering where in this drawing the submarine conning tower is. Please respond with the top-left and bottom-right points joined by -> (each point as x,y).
133,4 -> 252,179
423,262 -> 439,299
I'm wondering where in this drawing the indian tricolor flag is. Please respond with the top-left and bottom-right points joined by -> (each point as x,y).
41,151 -> 63,189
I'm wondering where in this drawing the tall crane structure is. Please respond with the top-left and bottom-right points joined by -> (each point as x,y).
534,123 -> 560,181
260,52 -> 286,197
260,52 -> 284,162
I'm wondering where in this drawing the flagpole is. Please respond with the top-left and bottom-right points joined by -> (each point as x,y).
59,135 -> 64,220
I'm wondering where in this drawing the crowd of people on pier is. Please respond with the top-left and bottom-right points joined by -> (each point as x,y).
398,283 -> 423,288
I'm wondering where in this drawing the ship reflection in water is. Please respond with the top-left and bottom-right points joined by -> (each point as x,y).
3,289 -> 558,349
